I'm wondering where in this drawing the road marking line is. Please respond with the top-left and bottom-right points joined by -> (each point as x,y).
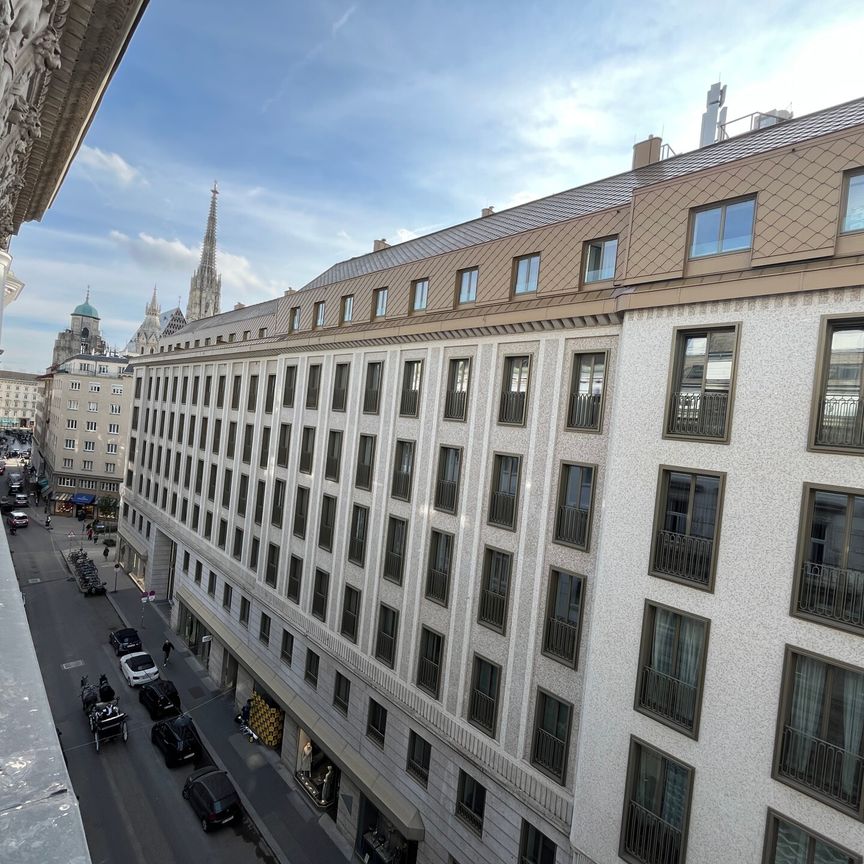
28,577 -> 41,583
61,660 -> 84,670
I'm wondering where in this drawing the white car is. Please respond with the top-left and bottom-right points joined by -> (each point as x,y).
119,652 -> 160,687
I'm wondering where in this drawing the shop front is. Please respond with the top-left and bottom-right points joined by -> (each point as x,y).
117,532 -> 147,589
52,493 -> 74,517
295,728 -> 340,818
356,797 -> 417,864
70,492 -> 96,520
177,601 -> 211,665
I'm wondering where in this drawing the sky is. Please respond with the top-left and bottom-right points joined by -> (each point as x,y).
3,0 -> 863,372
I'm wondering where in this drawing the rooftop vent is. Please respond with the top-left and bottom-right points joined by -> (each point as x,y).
233,302 -> 245,311
632,135 -> 663,169
373,239 -> 390,252
481,206 -> 495,217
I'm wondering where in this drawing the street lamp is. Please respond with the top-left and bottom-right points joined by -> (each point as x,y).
113,562 -> 120,592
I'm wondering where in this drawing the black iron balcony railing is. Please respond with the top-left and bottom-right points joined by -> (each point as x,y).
425,567 -> 449,605
653,530 -> 713,586
567,392 -> 602,430
293,512 -> 307,537
332,387 -> 347,411
363,387 -> 380,414
355,462 -> 372,489
384,550 -> 403,584
400,388 -> 419,417
366,723 -> 384,747
435,478 -> 458,512
391,470 -> 411,500
444,389 -> 467,421
554,505 -> 589,547
499,390 -> 526,424
417,657 -> 440,698
778,724 -> 863,812
305,385 -> 319,409
318,522 -> 333,550
622,800 -> 683,864
325,455 -> 340,480
468,689 -> 496,734
667,390 -> 729,439
531,727 -> 566,779
311,593 -> 327,619
489,490 -> 516,528
299,449 -> 313,473
406,755 -> 428,785
638,666 -> 697,731
478,588 -> 506,630
375,631 -> 395,667
543,616 -> 580,666
815,396 -> 864,449
455,801 -> 483,835
797,561 -> 864,632
347,537 -> 365,566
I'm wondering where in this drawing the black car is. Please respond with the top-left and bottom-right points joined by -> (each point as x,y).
151,714 -> 201,767
109,627 -> 142,656
139,679 -> 181,719
182,767 -> 242,832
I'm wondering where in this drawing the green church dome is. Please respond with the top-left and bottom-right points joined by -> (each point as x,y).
73,298 -> 99,319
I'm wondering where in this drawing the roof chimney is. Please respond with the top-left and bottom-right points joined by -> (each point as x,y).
373,239 -> 390,252
233,302 -> 245,311
481,206 -> 495,217
632,135 -> 662,169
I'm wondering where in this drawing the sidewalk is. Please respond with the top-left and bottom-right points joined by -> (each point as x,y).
52,514 -> 352,864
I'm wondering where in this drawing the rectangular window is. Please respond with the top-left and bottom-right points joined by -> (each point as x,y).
230,375 -> 241,410
363,362 -> 382,414
455,770 -> 486,836
282,366 -> 296,407
348,504 -> 368,567
253,479 -> 265,525
108,423 -> 119,434
259,426 -> 271,468
207,571 -> 216,596
400,360 -> 422,417
318,494 -> 336,551
265,543 -> 279,589
689,197 -> 756,258
512,252 -> 540,295
478,548 -> 511,633
226,421 -> 236,458
217,518 -> 227,549
64,438 -> 76,450
762,809 -> 860,864
304,650 -> 319,687
241,423 -> 253,463
325,430 -> 342,481
264,373 -> 276,414
416,627 -> 443,699
62,458 -> 73,468
554,462 -> 594,549
212,418 -> 222,454
85,420 -> 96,431
469,656 -> 500,736
249,536 -> 260,571
299,426 -> 315,473
375,604 -> 398,668
457,267 -> 478,304
82,460 -> 93,471
666,327 -> 737,440
332,363 -> 350,411
232,527 -> 242,560
531,690 -> 572,783
383,516 -> 407,584
366,699 -> 387,747
287,555 -> 302,603
637,602 -> 708,737
333,672 -> 351,714
583,236 -> 618,283
406,730 -> 431,786
239,596 -> 250,627
276,423 -> 291,467
237,473 -> 248,517
221,468 -> 233,509
311,568 -> 329,621
444,357 -> 470,421
340,585 -> 361,642
270,478 -> 285,528
340,295 -> 354,324
568,352 -> 606,431
216,374 -> 225,408
434,446 -> 461,513
651,468 -> 723,589
280,629 -> 294,665
412,278 -> 428,312
258,612 -> 271,645
519,821 -> 556,864
305,364 -> 321,409
84,441 -> 95,452
313,301 -> 325,329
621,738 -> 693,864
290,306 -> 301,332
426,530 -> 453,605
795,485 -> 864,634
488,453 -> 521,529
842,169 -> 864,234
293,486 -> 309,538
194,561 -> 202,585
543,568 -> 586,668
355,435 -> 376,489
812,317 -> 864,451
373,287 -> 388,319
391,440 -> 415,501
499,355 -> 530,424
68,400 -> 79,411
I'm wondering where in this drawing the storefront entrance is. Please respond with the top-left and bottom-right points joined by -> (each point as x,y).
177,602 -> 210,656
295,728 -> 340,820
355,797 -> 417,864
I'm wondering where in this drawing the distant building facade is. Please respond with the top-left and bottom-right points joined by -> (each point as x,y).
52,291 -> 106,366
126,287 -> 187,357
0,370 -> 40,428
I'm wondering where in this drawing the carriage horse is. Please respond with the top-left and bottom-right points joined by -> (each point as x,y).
80,673 -> 128,752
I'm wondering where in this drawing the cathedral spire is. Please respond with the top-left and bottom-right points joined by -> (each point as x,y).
146,284 -> 159,316
185,182 -> 222,323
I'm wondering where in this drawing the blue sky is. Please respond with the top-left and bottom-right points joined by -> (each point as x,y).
4,0 -> 863,371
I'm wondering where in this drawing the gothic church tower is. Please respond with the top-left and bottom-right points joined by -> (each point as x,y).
185,183 -> 222,322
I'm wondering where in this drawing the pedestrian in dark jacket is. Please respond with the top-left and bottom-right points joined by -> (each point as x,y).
162,640 -> 173,666
102,545 -> 109,560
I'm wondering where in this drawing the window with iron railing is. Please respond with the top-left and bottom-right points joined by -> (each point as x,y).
543,569 -> 585,668
383,516 -> 407,584
333,672 -> 351,714
400,360 -> 422,417
355,434 -> 375,490
282,366 -> 296,408
311,568 -> 329,621
637,603 -> 708,737
264,373 -> 276,413
406,730 -> 431,786
519,821 -> 557,864
304,650 -> 319,688
265,543 -> 279,589
280,629 -> 293,665
554,463 -> 594,549
305,364 -> 321,409
259,426 -> 270,468
651,469 -> 722,589
332,362 -> 350,411
253,479 -> 265,525
444,357 -> 470,421
455,770 -> 486,836
348,504 -> 368,567
435,446 -> 461,513
270,479 -> 285,529
293,486 -> 309,538
763,810 -> 858,864
325,429 -> 342,481
812,318 -> 864,452
478,548 -> 511,633
568,352 -> 606,431
375,605 -> 398,668
621,739 -> 692,864
667,327 -> 736,441
340,585 -> 361,642
318,494 -> 336,551
391,440 -> 414,501
241,423 -> 253,463
286,555 -> 302,603
363,362 -> 383,414
531,690 -> 571,784
795,487 -> 864,635
299,426 -> 315,474
489,454 -> 520,529
426,530 -> 453,605
499,356 -> 530,424
277,423 -> 291,468
366,699 -> 387,747
246,375 -> 258,412
416,628 -> 443,699
775,649 -> 864,819
469,656 -> 499,737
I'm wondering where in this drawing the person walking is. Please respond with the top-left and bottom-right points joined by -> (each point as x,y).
102,545 -> 109,560
162,640 -> 173,666
87,527 -> 93,542
45,515 -> 51,530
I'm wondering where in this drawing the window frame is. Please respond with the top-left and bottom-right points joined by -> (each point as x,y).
333,671 -> 351,715
373,287 -> 388,320
487,452 -> 522,531
366,698 -> 387,748
761,807 -> 861,864
455,769 -> 486,836
391,439 -> 415,502
340,584 -> 361,642
530,687 -> 573,785
511,252 -> 541,296
840,168 -> 864,236
498,354 -> 531,426
406,730 -> 431,787
581,235 -> 618,285
541,567 -> 587,669
468,654 -> 500,738
566,350 -> 608,433
687,194 -> 757,260
477,545 -> 512,635
411,278 -> 429,313
444,356 -> 471,422
552,461 -> 596,551
455,267 -> 479,305
340,294 -> 354,325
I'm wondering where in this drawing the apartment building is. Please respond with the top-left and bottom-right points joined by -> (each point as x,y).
121,97 -> 864,864
35,353 -> 132,517
0,370 -> 40,428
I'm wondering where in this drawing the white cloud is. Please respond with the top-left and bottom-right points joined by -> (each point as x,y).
109,230 -> 198,270
332,5 -> 356,33
76,145 -> 143,186
394,228 -> 418,243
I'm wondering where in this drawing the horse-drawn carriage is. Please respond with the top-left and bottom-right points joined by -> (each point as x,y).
80,674 -> 128,752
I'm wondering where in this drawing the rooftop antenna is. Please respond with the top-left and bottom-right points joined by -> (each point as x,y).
700,82 -> 727,148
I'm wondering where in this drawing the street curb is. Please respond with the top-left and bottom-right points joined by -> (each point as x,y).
104,588 -> 290,864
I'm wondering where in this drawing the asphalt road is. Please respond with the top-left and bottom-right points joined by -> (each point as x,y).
11,504 -> 277,864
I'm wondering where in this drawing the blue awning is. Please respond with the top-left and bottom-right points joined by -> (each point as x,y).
70,493 -> 95,505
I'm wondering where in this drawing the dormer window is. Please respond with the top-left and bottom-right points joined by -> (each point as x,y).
689,197 -> 755,258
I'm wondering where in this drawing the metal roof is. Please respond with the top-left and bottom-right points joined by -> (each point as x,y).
304,97 -> 864,290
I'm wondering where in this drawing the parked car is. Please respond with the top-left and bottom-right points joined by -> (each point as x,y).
92,521 -> 117,534
139,679 -> 181,719
109,627 -> 142,656
14,493 -> 28,507
182,767 -> 242,832
0,497 -> 13,512
151,714 -> 201,767
119,652 -> 160,687
6,511 -> 28,528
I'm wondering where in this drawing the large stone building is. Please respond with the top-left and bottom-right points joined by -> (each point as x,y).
0,369 -> 40,428
120,97 -> 864,864
126,286 -> 186,356
51,290 -> 105,365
